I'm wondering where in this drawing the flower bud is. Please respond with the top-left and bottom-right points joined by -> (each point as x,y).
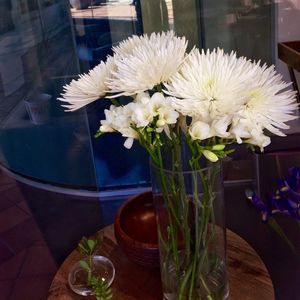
203,150 -> 219,162
212,144 -> 225,151
157,119 -> 166,127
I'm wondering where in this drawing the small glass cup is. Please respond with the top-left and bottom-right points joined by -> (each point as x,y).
68,255 -> 115,296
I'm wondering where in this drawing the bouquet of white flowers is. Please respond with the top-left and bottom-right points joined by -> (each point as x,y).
59,31 -> 298,300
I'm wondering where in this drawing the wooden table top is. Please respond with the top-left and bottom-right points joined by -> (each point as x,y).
48,225 -> 275,300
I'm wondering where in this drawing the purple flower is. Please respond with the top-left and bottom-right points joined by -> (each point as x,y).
250,192 -> 269,222
283,167 -> 300,195
251,167 -> 300,222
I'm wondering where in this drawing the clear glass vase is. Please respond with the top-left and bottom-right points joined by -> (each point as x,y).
150,155 -> 228,300
68,255 -> 115,296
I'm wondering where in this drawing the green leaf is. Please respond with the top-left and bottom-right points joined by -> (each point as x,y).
90,275 -> 113,300
78,237 -> 90,254
79,260 -> 90,271
87,239 -> 96,252
78,243 -> 88,255
95,233 -> 104,248
268,217 -> 296,253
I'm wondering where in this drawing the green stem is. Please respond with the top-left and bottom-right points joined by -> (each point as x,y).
156,146 -> 181,273
87,255 -> 93,284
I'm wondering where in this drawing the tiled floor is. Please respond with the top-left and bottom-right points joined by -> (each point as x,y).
0,170 -> 57,300
0,168 -> 116,300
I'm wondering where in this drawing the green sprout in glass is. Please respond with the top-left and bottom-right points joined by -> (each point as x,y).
78,234 -> 112,300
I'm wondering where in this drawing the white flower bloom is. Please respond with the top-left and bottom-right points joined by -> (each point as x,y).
59,57 -> 115,111
99,104 -> 139,149
211,115 -> 231,138
135,92 -> 151,104
124,137 -> 134,149
99,106 -> 117,132
156,125 -> 171,139
148,92 -> 167,116
189,120 -> 212,140
131,103 -> 154,128
107,31 -> 188,96
157,106 -> 179,127
235,62 -> 298,138
230,117 -> 252,143
100,105 -> 131,132
165,48 -> 255,120
120,127 -> 139,150
246,128 -> 271,151
119,127 -> 139,139
112,35 -> 145,57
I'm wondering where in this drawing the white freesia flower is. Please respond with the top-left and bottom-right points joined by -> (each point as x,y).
211,115 -> 231,138
123,138 -> 134,149
131,102 -> 154,127
99,104 -> 139,149
157,106 -> 179,127
100,105 -> 131,132
120,127 -> 139,149
99,107 -> 115,133
59,57 -> 115,111
230,117 -> 252,144
107,31 -> 188,96
246,128 -> 271,151
165,48 -> 255,120
148,93 -> 167,116
189,121 -> 211,141
131,92 -> 179,128
135,92 -> 151,104
230,116 -> 272,151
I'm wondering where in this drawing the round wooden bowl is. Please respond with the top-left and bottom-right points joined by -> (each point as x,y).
114,191 -> 160,267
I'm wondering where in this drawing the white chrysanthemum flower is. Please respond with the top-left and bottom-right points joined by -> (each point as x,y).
232,62 -> 298,139
59,57 -> 115,111
112,35 -> 145,57
107,31 -> 188,96
165,48 -> 255,120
